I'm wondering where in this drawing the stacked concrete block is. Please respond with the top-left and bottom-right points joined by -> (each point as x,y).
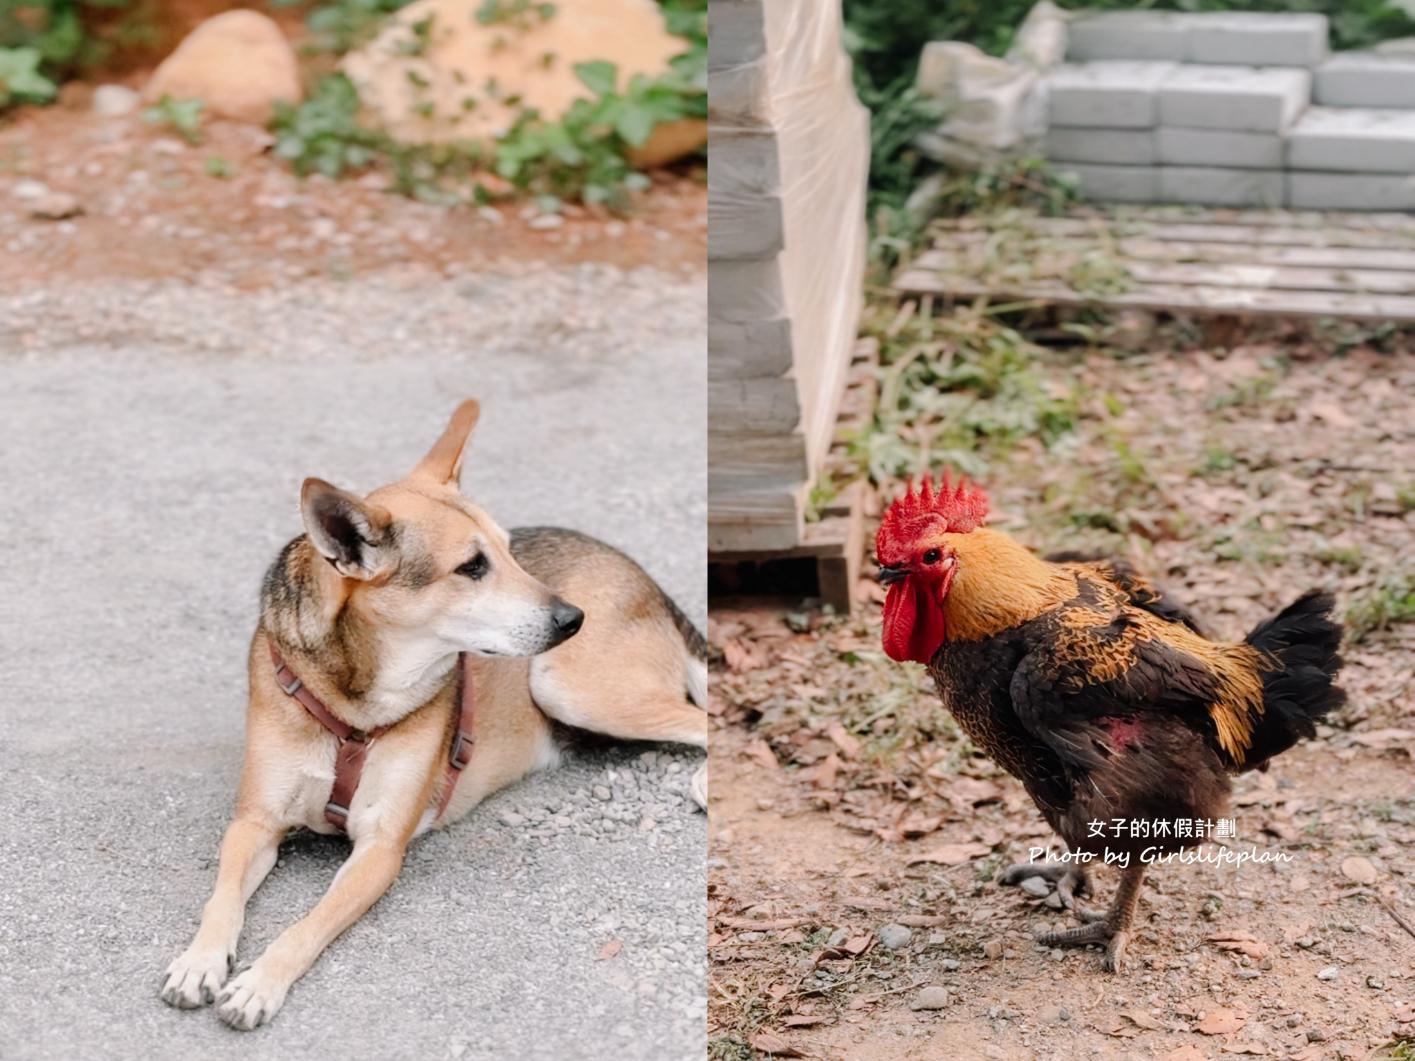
1288,107 -> 1415,209
707,0 -> 868,550
1315,52 -> 1415,108
1067,11 -> 1328,67
1046,61 -> 1302,206
1034,7 -> 1415,211
924,4 -> 1415,213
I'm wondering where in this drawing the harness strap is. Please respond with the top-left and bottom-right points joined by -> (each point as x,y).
267,641 -> 475,832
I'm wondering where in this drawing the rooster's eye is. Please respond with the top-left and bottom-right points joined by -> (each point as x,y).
923,549 -> 942,564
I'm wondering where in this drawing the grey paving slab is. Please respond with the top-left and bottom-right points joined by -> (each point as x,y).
1159,166 -> 1286,207
1066,11 -> 1191,63
1055,162 -> 1160,203
1157,126 -> 1284,169
1184,13 -> 1328,68
1045,126 -> 1157,165
1158,65 -> 1311,133
1046,61 -> 1177,129
1288,106 -> 1415,173
1288,171 -> 1415,210
1315,51 -> 1415,108
0,268 -> 707,1061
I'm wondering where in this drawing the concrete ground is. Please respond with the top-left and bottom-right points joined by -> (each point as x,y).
0,267 -> 706,1061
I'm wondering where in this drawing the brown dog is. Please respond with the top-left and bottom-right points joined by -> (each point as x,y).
159,399 -> 706,1030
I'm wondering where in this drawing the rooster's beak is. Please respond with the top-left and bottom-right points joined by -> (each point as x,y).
877,563 -> 910,586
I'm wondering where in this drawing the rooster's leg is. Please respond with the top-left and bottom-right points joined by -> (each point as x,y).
1037,864 -> 1146,973
999,858 -> 1094,915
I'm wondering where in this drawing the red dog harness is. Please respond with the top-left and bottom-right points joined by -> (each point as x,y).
268,642 -> 476,832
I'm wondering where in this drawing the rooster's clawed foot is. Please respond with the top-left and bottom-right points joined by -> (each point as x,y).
1036,864 -> 1147,974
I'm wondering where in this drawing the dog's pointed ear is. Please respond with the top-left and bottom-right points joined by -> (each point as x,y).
412,399 -> 480,487
300,478 -> 396,580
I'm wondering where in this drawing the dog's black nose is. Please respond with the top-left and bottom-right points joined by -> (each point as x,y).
551,599 -> 584,639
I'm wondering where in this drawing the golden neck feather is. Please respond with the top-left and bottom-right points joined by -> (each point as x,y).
940,529 -> 1076,641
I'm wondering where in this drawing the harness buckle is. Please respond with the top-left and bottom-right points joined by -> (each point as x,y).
275,669 -> 303,696
450,730 -> 474,770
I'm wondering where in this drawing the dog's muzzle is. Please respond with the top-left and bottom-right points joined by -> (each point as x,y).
548,598 -> 584,644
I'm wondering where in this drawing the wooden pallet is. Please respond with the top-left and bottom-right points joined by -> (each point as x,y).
894,206 -> 1415,321
708,339 -> 879,612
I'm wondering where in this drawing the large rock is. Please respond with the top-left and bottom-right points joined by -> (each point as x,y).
143,11 -> 301,124
343,0 -> 704,165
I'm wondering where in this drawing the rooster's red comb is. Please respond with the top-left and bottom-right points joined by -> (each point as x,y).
876,471 -> 989,561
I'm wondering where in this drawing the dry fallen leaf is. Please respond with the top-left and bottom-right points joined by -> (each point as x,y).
825,721 -> 862,760
905,841 -> 993,866
1340,856 -> 1378,884
782,1015 -> 826,1028
1122,1009 -> 1165,1031
1207,931 -> 1270,961
1194,1008 -> 1246,1036
596,939 -> 622,961
745,739 -> 779,772
748,1031 -> 804,1058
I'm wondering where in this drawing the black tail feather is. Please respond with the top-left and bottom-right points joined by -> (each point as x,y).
1242,590 -> 1346,770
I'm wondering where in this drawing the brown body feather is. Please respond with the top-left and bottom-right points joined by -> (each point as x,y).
924,530 -> 1342,857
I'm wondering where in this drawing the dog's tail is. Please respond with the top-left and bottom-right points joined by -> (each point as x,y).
659,589 -> 708,708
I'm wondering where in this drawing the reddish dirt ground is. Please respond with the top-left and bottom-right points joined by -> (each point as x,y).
707,337 -> 1415,1061
0,99 -> 705,288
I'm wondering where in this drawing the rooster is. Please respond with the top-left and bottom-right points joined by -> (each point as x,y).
875,473 -> 1344,972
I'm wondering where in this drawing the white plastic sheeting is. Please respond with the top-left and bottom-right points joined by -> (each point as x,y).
707,0 -> 869,550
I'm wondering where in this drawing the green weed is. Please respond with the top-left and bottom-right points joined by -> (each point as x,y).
143,95 -> 204,145
1346,572 -> 1415,641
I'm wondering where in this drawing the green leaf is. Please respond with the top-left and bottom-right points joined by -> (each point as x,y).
613,104 -> 656,146
573,60 -> 617,98
0,47 -> 57,108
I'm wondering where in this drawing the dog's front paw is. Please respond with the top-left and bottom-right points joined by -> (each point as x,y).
160,945 -> 232,1009
215,964 -> 289,1031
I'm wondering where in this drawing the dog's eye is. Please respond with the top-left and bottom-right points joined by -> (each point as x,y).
923,549 -> 942,564
456,553 -> 489,580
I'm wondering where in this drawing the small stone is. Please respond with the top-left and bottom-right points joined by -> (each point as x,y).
11,179 -> 48,201
1018,876 -> 1051,898
1044,891 -> 1064,910
1306,1029 -> 1326,1042
592,785 -> 611,801
1340,856 -> 1378,884
1367,976 -> 1385,989
1316,966 -> 1338,981
826,927 -> 849,948
93,84 -> 140,117
1296,936 -> 1316,949
909,986 -> 950,1011
1039,1004 -> 1070,1023
638,816 -> 656,832
982,938 -> 1004,959
1237,969 -> 1261,980
29,192 -> 82,220
940,958 -> 961,971
877,923 -> 912,951
497,809 -> 525,827
528,214 -> 564,230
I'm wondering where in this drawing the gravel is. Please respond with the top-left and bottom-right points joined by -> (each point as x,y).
876,923 -> 912,951
0,267 -> 705,1061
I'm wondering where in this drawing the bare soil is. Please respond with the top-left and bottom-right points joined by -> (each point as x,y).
707,332 -> 1415,1061
0,98 -> 706,288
